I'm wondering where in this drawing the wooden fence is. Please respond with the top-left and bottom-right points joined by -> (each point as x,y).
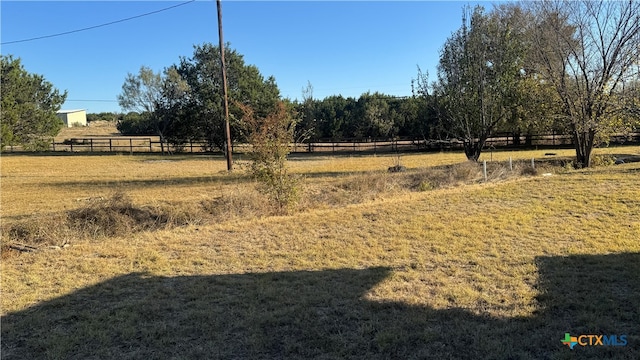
4,132 -> 640,154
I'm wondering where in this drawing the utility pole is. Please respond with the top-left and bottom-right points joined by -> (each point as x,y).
217,0 -> 233,171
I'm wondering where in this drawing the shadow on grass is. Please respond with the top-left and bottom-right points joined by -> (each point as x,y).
46,175 -> 253,190
0,152 -> 228,159
609,154 -> 640,163
2,254 -> 639,359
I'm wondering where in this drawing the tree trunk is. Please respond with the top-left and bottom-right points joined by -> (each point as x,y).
463,140 -> 483,162
525,132 -> 533,147
573,129 -> 595,168
512,132 -> 521,146
159,134 -> 166,156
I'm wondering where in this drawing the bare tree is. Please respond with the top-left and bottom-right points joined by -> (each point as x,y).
529,0 -> 640,167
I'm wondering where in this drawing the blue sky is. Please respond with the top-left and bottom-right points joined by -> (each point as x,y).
2,1 -> 497,114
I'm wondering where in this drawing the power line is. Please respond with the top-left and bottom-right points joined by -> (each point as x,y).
1,0 -> 196,45
66,99 -> 118,102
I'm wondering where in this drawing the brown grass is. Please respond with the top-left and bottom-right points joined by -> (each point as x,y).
55,120 -> 121,141
2,146 -> 640,359
1,158 -> 552,249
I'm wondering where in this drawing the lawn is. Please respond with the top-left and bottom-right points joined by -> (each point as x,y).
1,147 -> 639,359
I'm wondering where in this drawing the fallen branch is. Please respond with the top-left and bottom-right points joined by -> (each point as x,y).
7,243 -> 39,253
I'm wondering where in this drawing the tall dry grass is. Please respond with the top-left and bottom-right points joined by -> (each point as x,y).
2,158 -> 548,250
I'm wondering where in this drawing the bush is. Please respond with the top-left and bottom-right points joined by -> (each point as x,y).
418,181 -> 434,192
116,112 -> 155,135
239,101 -> 300,214
590,154 -> 616,167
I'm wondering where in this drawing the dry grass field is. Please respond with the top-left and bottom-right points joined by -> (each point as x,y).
1,146 -> 639,359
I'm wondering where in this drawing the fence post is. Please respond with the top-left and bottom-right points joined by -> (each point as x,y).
52,140 -> 55,152
109,139 -> 112,152
509,157 -> 513,171
70,142 -> 74,152
130,139 -> 133,155
149,139 -> 152,153
190,139 -> 194,153
90,139 -> 94,152
483,160 -> 487,182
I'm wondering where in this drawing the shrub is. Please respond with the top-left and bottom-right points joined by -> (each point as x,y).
238,101 -> 300,215
590,154 -> 616,167
418,181 -> 434,192
116,112 -> 155,135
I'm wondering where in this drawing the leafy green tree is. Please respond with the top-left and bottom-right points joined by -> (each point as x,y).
154,66 -> 191,150
174,43 -> 280,152
315,95 -> 356,141
396,96 -> 420,138
116,112 -> 155,135
357,92 -> 395,139
435,6 -> 528,161
621,73 -> 640,120
485,4 -> 560,145
118,65 -> 184,154
295,81 -> 319,146
411,68 -> 443,142
87,112 -> 120,123
1,55 -> 67,151
528,0 -> 640,167
118,66 -> 162,114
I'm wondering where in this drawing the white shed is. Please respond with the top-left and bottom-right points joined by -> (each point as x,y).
57,109 -> 87,127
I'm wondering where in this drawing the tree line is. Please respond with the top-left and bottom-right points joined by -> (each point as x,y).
426,1 -> 640,167
2,1 -> 638,167
115,1 -> 640,167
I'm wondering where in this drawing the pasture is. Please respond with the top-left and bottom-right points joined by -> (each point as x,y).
1,147 -> 639,359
